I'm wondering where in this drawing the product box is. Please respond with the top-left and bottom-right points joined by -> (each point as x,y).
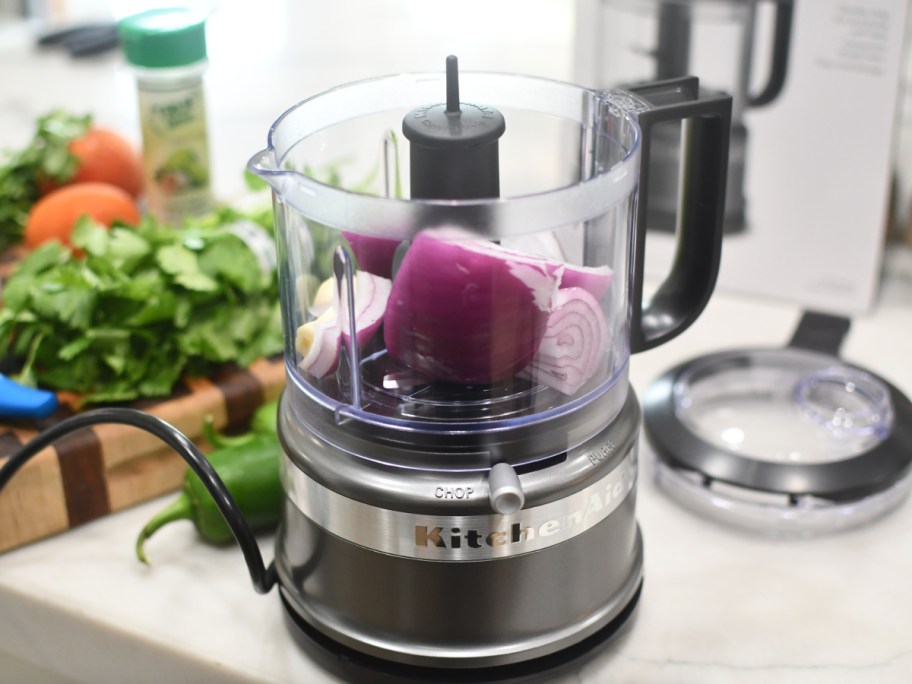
574,0 -> 909,314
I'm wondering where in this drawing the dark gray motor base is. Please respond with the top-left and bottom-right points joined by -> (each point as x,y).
275,394 -> 645,671
280,575 -> 642,683
277,497 -> 642,669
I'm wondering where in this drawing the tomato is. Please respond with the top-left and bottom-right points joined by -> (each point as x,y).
66,127 -> 144,199
24,182 -> 141,249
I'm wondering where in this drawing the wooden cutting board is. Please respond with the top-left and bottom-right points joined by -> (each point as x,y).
0,357 -> 286,553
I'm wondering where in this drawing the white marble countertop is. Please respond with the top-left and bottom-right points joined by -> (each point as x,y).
2,262 -> 912,684
2,2 -> 912,682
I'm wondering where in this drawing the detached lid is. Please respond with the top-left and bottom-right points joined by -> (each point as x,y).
119,8 -> 207,69
643,333 -> 912,535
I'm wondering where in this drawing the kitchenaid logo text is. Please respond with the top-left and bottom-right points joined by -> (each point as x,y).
283,447 -> 638,561
415,461 -> 635,551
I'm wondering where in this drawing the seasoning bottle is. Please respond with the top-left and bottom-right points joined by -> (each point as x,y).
119,8 -> 213,223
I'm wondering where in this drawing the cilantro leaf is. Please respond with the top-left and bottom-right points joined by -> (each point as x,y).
0,205 -> 283,404
0,111 -> 91,251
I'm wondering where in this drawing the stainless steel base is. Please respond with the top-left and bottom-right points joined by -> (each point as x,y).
275,393 -> 644,670
280,563 -> 642,683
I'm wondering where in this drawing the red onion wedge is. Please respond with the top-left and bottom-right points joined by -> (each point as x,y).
343,232 -> 401,279
556,263 -> 613,300
501,233 -> 614,300
521,286 -> 609,395
384,227 -> 559,384
295,272 -> 391,378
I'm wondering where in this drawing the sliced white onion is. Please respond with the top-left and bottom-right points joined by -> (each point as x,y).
309,277 -> 335,317
296,309 -> 340,378
295,272 -> 391,378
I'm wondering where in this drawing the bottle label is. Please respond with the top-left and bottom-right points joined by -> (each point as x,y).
138,81 -> 212,223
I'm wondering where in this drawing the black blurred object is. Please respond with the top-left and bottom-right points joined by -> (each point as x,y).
0,354 -> 18,375
37,22 -> 119,57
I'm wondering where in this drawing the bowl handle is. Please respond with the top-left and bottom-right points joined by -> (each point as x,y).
623,77 -> 732,353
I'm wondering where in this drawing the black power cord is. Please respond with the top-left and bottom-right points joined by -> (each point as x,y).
0,407 -> 276,594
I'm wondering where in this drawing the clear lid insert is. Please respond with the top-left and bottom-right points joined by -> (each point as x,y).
644,347 -> 912,535
674,348 -> 894,464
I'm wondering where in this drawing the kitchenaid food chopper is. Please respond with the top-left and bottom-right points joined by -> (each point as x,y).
0,58 -> 731,682
578,0 -> 793,232
244,58 -> 731,681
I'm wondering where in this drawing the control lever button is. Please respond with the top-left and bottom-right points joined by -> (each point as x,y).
488,463 -> 524,514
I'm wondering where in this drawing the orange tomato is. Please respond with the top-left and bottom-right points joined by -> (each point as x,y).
24,182 -> 141,250
67,127 -> 144,199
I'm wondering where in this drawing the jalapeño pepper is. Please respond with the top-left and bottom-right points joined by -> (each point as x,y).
135,400 -> 282,563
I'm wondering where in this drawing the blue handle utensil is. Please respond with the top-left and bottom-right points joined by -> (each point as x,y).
0,374 -> 59,419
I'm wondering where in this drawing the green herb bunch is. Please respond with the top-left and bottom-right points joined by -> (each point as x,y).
0,111 -> 91,251
0,206 -> 283,404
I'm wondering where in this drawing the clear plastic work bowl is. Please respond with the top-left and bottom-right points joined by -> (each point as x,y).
248,70 -> 730,445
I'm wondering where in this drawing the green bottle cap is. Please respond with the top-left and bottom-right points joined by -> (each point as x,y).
119,8 -> 208,69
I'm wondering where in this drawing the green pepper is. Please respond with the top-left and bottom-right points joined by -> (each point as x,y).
135,400 -> 283,563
